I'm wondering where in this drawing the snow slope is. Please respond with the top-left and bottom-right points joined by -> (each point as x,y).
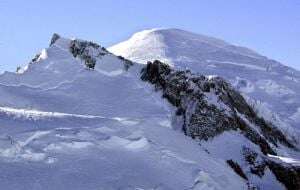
0,105 -> 247,190
109,28 -> 300,141
0,35 -> 248,190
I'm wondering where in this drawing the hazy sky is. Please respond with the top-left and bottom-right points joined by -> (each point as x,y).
0,0 -> 299,71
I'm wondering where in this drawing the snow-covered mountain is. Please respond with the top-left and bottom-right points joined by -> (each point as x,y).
109,29 -> 300,141
0,33 -> 299,189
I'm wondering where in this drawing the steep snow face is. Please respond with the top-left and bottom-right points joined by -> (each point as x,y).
0,34 -> 248,190
109,28 -> 300,138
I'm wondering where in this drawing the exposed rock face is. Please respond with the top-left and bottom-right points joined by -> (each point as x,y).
68,39 -> 134,71
69,39 -> 108,69
226,159 -> 248,180
50,33 -> 60,46
70,40 -> 97,69
117,55 -> 134,71
141,60 -> 293,153
242,147 -> 267,178
141,60 -> 299,190
267,160 -> 300,190
243,146 -> 300,190
30,52 -> 42,64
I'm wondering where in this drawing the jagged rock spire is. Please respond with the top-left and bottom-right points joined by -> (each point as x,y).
50,33 -> 61,46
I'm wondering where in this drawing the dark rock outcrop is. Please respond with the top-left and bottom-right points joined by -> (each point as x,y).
266,160 -> 300,190
243,146 -> 300,190
50,33 -> 60,46
242,147 -> 267,178
141,60 -> 293,153
117,56 -> 134,71
29,52 -> 41,64
227,159 -> 248,180
141,60 -> 299,190
69,40 -> 102,69
68,39 -> 134,71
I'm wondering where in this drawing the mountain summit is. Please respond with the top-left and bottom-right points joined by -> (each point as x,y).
109,28 -> 265,65
109,28 -> 300,142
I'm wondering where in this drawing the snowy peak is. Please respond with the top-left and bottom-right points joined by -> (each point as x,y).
109,28 -> 300,145
49,33 -> 61,46
109,28 -> 265,65
0,34 -> 134,90
109,28 -> 172,65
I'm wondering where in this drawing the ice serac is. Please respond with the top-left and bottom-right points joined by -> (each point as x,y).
109,28 -> 300,143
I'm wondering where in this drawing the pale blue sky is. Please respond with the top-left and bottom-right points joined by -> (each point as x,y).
0,0 -> 299,71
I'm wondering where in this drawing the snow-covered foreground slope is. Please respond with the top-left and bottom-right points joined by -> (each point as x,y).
109,29 -> 300,141
0,106 -> 248,190
0,34 -> 299,189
